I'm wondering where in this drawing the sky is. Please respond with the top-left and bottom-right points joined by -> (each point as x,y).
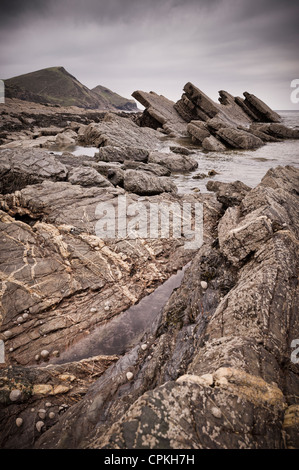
0,0 -> 298,110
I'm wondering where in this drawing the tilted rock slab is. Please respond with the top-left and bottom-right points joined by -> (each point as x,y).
132,90 -> 188,137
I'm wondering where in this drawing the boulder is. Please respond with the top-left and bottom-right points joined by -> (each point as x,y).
216,127 -> 264,149
122,161 -> 171,177
202,135 -> 227,152
55,130 -> 77,147
95,145 -> 149,163
252,123 -> 299,140
148,151 -> 198,172
123,169 -> 177,195
132,90 -> 188,136
187,121 -> 211,143
81,113 -> 163,149
206,180 -> 251,208
67,167 -> 112,188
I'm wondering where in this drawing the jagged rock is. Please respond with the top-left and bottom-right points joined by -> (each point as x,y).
95,145 -> 149,163
174,93 -> 209,122
81,160 -> 122,177
67,166 -> 112,188
122,161 -> 171,177
169,146 -> 194,156
107,167 -> 125,187
123,170 -> 177,195
206,180 -> 251,208
252,123 -> 299,140
216,127 -> 264,149
81,113 -> 163,149
183,82 -> 220,119
0,148 -> 68,194
187,121 -> 211,143
247,124 -> 281,142
202,135 -> 227,152
243,92 -> 281,123
132,90 -> 188,136
148,151 -> 198,172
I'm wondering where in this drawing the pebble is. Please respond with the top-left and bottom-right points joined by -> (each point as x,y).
200,281 -> 208,290
40,350 -> 49,360
52,350 -> 60,357
126,372 -> 134,381
90,307 -> 97,313
16,418 -> 23,427
31,408 -> 35,412
48,412 -> 55,419
9,347 -> 14,352
36,421 -> 44,432
45,402 -> 52,408
17,316 -> 24,323
211,406 -> 222,419
38,409 -> 46,419
141,344 -> 147,351
35,354 -> 40,362
3,330 -> 12,339
22,313 -> 29,319
9,389 -> 22,402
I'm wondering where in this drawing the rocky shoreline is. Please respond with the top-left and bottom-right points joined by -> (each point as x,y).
0,83 -> 298,449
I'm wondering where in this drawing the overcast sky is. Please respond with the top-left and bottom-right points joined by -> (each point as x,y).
0,0 -> 298,109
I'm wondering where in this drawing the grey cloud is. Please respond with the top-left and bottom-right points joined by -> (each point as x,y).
0,0 -> 298,109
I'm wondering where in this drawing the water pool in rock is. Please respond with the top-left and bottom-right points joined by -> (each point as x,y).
52,264 -> 190,364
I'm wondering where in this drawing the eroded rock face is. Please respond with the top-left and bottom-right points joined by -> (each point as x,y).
20,165 -> 298,450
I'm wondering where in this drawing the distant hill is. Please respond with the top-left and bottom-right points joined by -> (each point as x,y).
92,85 -> 137,111
4,66 -> 138,111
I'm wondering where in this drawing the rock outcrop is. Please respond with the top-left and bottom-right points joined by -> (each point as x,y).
5,165 -> 295,450
132,90 -> 188,137
133,81 -> 298,152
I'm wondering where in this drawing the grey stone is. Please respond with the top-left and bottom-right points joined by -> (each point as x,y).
148,151 -> 198,172
123,170 -> 177,195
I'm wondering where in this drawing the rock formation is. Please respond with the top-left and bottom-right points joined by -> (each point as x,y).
133,82 -> 299,151
0,79 -> 298,450
1,163 -> 298,449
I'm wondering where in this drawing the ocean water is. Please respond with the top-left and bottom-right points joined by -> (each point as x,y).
172,111 -> 299,193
